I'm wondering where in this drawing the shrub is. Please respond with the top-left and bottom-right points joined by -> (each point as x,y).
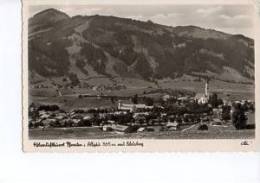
38,105 -> 60,111
232,103 -> 247,129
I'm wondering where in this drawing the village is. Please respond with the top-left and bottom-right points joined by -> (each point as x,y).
28,79 -> 255,138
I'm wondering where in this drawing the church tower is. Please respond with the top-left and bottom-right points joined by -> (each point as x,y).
205,78 -> 209,98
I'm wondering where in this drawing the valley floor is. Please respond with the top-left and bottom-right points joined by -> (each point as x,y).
29,121 -> 255,140
28,79 -> 255,140
29,79 -> 255,111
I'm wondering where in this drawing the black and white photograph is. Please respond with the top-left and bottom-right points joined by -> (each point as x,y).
22,0 -> 258,151
3,0 -> 260,182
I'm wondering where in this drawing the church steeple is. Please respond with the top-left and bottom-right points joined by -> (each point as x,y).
205,77 -> 209,98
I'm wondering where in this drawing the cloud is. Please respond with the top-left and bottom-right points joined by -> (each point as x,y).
219,14 -> 230,20
126,15 -> 145,20
149,13 -> 182,25
152,13 -> 181,19
30,5 -> 254,37
61,7 -> 103,16
219,14 -> 250,20
196,6 -> 223,16
218,13 -> 252,27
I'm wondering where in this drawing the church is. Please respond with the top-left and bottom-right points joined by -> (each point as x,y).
195,79 -> 210,104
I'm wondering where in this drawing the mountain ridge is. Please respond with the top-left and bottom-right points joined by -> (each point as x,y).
28,9 -> 254,87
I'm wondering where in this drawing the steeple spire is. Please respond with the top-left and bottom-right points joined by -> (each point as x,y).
205,77 -> 209,98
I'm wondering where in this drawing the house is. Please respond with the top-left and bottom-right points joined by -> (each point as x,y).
111,125 -> 137,133
133,112 -> 149,119
212,108 -> 222,119
162,94 -> 171,101
177,96 -> 189,102
166,121 -> 179,131
102,125 -> 113,132
83,114 -> 94,120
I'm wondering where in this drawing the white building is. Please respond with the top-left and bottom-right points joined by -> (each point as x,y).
195,93 -> 208,104
195,79 -> 210,104
118,101 -> 153,112
162,94 -> 171,101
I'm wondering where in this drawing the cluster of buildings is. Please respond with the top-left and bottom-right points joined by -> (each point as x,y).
29,80 -> 254,133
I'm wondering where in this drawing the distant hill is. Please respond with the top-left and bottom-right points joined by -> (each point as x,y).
28,8 -> 254,86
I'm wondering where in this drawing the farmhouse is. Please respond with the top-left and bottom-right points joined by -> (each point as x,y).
162,94 -> 171,101
111,124 -> 137,133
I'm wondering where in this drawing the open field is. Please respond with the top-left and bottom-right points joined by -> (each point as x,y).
29,79 -> 254,111
30,95 -> 118,111
30,79 -> 254,97
158,79 -> 254,100
29,123 -> 254,140
29,113 -> 255,140
28,79 -> 255,139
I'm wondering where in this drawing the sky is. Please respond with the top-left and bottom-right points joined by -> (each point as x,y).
29,4 -> 255,38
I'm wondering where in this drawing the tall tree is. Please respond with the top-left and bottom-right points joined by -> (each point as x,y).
132,94 -> 138,104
